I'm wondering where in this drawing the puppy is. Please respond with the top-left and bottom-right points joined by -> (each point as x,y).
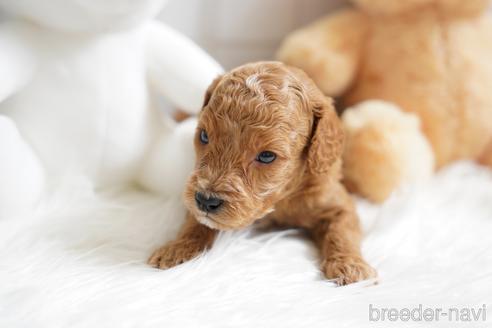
149,61 -> 376,285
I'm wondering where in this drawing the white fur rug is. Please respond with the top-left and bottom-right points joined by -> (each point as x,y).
1,162 -> 491,327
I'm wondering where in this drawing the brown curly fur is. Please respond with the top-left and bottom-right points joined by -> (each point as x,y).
149,61 -> 376,285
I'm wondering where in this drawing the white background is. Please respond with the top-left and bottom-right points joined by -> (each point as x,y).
159,0 -> 346,68
0,0 -> 345,68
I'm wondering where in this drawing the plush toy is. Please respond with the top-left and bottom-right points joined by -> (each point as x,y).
277,0 -> 492,202
0,0 -> 222,219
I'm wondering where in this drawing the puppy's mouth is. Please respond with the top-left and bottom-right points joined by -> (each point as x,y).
196,213 -> 231,230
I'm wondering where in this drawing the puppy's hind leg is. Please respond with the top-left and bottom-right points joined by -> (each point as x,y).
0,115 -> 45,220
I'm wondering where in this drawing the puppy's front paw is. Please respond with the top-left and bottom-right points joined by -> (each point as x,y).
148,239 -> 206,270
322,255 -> 377,285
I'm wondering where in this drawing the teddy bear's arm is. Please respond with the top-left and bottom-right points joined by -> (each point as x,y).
144,21 -> 223,115
0,24 -> 35,104
277,9 -> 368,97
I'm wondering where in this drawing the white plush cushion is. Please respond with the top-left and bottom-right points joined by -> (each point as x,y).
0,162 -> 491,327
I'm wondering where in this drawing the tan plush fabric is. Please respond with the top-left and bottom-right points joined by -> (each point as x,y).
278,0 -> 492,202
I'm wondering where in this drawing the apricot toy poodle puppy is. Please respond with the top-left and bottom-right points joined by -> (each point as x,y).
149,61 -> 377,285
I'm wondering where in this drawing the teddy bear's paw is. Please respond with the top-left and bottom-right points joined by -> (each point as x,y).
341,100 -> 435,203
148,239 -> 206,270
322,255 -> 377,286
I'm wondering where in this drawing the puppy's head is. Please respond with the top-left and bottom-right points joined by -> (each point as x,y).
184,62 -> 343,230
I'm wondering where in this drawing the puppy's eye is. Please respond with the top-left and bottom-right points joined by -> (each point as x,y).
199,129 -> 209,144
256,151 -> 276,164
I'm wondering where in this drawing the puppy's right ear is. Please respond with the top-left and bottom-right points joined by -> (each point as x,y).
202,75 -> 224,108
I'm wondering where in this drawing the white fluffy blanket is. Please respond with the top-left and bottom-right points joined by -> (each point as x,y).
1,162 -> 491,327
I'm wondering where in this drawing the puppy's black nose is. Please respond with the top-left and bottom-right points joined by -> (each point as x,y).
195,192 -> 224,213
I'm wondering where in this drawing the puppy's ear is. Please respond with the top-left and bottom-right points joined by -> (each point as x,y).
307,95 -> 344,175
203,75 -> 224,108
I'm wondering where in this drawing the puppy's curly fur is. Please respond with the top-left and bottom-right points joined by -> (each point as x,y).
149,61 -> 376,285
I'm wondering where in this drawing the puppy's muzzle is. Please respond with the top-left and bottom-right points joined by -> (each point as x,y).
195,192 -> 224,213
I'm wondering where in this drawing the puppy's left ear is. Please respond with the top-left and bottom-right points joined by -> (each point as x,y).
307,95 -> 344,175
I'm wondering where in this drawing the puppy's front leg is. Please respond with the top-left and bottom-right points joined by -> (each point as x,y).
148,212 -> 217,269
311,203 -> 377,285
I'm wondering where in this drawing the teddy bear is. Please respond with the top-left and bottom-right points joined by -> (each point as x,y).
277,0 -> 492,202
0,0 -> 222,219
